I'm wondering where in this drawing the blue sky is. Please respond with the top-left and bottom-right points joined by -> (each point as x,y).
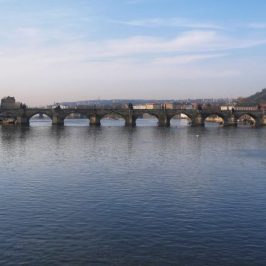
0,0 -> 266,105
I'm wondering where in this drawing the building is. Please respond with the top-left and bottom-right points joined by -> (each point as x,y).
1,96 -> 21,109
133,103 -> 161,109
164,103 -> 175,109
220,105 -> 235,111
133,104 -> 147,109
234,106 -> 258,111
147,103 -> 161,109
259,104 -> 266,110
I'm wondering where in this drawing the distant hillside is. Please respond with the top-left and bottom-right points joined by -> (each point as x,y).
58,98 -> 233,107
59,99 -> 168,107
238,88 -> 266,105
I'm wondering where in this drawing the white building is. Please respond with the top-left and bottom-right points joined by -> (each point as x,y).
220,105 -> 234,111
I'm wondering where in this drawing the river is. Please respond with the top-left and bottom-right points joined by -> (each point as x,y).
0,119 -> 266,265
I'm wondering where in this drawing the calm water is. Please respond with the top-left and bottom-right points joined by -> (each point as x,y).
0,119 -> 266,266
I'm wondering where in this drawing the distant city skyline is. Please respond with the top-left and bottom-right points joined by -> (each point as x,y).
0,0 -> 266,105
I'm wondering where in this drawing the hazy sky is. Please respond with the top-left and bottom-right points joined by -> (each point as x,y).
0,0 -> 266,105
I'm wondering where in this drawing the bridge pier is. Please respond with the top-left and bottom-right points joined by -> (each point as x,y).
125,112 -> 136,127
52,115 -> 64,126
223,115 -> 237,127
90,114 -> 101,126
255,116 -> 264,127
158,114 -> 170,127
16,116 -> 29,126
262,115 -> 266,126
191,114 -> 204,127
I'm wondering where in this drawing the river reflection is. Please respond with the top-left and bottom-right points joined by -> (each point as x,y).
0,119 -> 266,265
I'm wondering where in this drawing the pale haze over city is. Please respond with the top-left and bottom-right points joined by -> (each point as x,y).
0,0 -> 266,105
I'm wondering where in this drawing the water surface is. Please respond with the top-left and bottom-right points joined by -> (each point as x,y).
0,119 -> 266,265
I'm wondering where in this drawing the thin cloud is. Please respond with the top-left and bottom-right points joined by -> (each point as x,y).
152,53 -> 228,65
1,29 -> 266,61
247,23 -> 266,29
115,18 -> 224,30
1,27 -> 266,105
126,0 -> 148,4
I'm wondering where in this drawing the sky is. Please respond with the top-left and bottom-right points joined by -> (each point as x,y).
0,0 -> 266,105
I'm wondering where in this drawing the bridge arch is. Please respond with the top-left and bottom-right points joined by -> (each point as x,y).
203,113 -> 225,127
63,111 -> 90,126
170,112 -> 192,127
62,110 -> 89,119
236,113 -> 257,127
27,112 -> 53,121
135,112 -> 159,126
27,112 -> 53,126
99,111 -> 127,126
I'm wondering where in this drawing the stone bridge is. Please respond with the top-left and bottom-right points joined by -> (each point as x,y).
1,107 -> 266,127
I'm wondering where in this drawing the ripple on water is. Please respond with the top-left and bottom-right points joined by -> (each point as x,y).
0,120 -> 266,265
